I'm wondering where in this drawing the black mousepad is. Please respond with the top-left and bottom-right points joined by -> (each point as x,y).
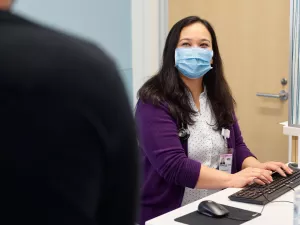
174,204 -> 261,225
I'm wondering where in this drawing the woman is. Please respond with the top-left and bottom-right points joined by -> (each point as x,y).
135,16 -> 292,224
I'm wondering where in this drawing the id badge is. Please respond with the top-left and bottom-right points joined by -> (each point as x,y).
218,153 -> 232,173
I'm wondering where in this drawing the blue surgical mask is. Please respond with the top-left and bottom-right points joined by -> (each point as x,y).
175,47 -> 213,79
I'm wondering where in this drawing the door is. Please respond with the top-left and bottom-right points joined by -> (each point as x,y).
169,0 -> 290,162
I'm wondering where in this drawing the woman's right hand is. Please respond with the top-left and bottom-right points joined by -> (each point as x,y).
227,167 -> 273,188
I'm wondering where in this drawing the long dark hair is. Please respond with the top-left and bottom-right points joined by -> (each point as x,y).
138,16 -> 235,130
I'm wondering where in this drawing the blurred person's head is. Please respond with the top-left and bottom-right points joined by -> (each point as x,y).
0,0 -> 14,9
138,16 -> 235,130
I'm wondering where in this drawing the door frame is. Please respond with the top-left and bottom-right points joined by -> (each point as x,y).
288,0 -> 300,127
131,0 -> 169,106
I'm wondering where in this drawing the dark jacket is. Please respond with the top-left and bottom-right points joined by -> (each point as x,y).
0,10 -> 138,225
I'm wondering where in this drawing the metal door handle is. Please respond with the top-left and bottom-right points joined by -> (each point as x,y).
256,90 -> 288,101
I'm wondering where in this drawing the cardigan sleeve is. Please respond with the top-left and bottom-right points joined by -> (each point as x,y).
232,115 -> 257,172
135,101 -> 201,188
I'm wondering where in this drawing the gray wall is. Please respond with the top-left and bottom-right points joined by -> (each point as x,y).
13,0 -> 133,102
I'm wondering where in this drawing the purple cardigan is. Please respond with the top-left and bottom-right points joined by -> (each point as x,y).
135,100 -> 255,225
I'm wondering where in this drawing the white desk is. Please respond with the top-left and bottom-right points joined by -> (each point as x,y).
146,185 -> 299,225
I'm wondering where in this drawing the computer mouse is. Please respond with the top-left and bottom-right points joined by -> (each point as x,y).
288,162 -> 299,170
197,200 -> 229,218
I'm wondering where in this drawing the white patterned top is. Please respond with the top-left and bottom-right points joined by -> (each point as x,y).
181,89 -> 227,206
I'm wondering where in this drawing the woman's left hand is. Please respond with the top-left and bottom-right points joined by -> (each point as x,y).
257,161 -> 293,177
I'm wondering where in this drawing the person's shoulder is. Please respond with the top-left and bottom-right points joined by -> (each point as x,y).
135,99 -> 175,121
136,99 -> 168,113
7,13 -> 114,69
2,14 -> 122,101
42,26 -> 113,66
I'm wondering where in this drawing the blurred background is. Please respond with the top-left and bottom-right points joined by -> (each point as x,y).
12,0 -> 300,163
13,0 -> 133,100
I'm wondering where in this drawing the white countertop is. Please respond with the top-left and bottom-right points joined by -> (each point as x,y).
146,186 -> 299,225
